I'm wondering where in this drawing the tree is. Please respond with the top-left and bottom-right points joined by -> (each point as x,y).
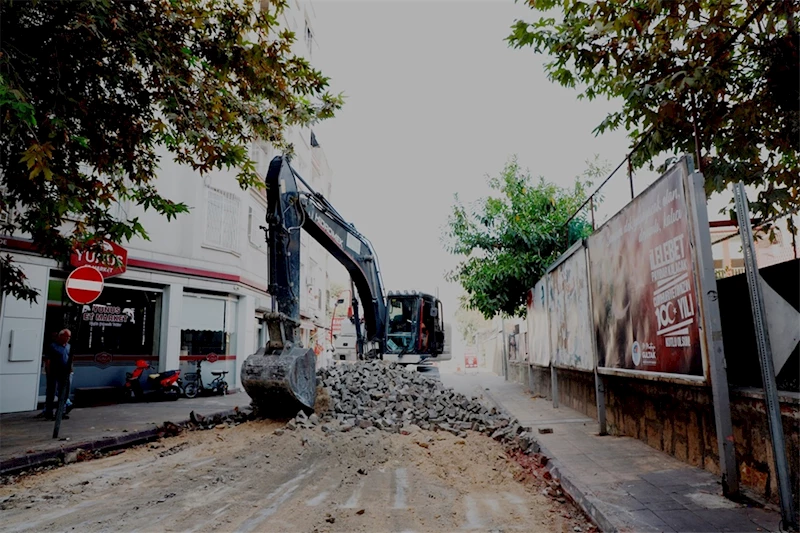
453,296 -> 492,343
326,280 -> 349,318
444,156 -> 598,319
508,0 -> 799,224
0,0 -> 342,302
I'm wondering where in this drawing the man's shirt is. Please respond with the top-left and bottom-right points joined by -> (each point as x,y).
46,342 -> 71,373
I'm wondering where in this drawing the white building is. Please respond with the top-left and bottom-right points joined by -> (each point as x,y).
0,0 -> 334,413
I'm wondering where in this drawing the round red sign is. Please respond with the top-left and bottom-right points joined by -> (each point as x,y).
206,353 -> 219,363
66,266 -> 105,305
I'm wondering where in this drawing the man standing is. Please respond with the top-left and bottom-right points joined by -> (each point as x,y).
43,329 -> 72,420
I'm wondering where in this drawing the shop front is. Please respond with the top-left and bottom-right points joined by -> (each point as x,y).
179,291 -> 238,390
38,276 -> 163,402
2,238 -> 265,413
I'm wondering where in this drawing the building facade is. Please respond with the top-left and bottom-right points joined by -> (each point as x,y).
0,0 -> 334,413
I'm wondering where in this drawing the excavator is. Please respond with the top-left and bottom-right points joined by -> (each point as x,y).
241,155 -> 451,417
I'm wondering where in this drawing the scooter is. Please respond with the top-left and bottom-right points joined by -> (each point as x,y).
123,360 -> 182,402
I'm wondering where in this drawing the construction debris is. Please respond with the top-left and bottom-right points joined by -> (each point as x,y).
289,361 -> 543,455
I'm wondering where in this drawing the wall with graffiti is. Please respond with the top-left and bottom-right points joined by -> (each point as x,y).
547,243 -> 594,372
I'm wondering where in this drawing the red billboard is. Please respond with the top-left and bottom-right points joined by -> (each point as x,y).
588,161 -> 704,378
71,239 -> 128,278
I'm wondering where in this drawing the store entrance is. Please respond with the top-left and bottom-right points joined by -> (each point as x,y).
39,280 -> 162,405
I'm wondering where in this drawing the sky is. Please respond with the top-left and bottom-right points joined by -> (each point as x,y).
307,0 -> 660,350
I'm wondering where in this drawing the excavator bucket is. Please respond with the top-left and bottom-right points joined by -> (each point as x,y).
241,346 -> 317,418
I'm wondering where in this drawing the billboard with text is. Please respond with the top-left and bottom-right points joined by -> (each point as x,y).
587,160 -> 705,379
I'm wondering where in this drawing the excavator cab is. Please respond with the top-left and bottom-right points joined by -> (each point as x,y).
384,291 -> 446,363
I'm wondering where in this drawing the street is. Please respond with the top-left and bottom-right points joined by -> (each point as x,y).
0,419 -> 592,533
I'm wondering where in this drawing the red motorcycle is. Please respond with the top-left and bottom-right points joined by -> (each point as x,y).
124,360 -> 182,402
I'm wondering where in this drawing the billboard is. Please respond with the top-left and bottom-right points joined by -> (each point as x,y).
587,160 -> 705,379
526,277 -> 551,367
547,243 -> 594,371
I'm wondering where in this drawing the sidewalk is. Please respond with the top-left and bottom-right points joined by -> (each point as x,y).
0,392 -> 252,475
441,370 -> 783,533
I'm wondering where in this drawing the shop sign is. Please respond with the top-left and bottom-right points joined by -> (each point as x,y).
94,352 -> 113,367
66,266 -> 104,305
71,240 -> 128,278
206,353 -> 219,363
81,303 -> 135,327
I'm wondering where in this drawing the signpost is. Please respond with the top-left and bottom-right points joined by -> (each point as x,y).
66,266 -> 104,305
734,183 -> 794,527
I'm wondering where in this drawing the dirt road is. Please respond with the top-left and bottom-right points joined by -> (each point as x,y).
1,420 -> 593,532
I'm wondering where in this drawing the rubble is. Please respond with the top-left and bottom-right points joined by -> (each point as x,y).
293,361 -> 541,454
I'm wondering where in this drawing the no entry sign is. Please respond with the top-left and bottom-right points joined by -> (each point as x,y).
66,266 -> 104,305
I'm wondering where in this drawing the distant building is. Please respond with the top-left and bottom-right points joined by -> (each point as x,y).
710,218 -> 798,279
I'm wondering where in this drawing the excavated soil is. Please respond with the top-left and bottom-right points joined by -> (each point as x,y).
0,420 -> 595,532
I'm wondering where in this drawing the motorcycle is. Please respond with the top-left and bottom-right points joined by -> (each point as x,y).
123,360 -> 182,402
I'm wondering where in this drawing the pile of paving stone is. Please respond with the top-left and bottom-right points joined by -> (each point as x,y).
284,361 -> 540,454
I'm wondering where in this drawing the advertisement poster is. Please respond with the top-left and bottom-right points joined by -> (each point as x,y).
548,245 -> 594,371
526,277 -> 551,367
81,304 -> 135,328
587,161 -> 704,377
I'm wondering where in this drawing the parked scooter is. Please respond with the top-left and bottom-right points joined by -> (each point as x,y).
182,358 -> 229,399
123,360 -> 182,401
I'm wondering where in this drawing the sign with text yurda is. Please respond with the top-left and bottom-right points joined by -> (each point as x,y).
588,161 -> 704,378
71,240 -> 128,278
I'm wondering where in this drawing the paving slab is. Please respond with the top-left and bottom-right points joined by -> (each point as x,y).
442,370 -> 784,533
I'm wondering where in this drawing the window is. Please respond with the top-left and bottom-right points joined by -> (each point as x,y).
180,294 -> 235,357
248,205 -> 267,252
0,197 -> 15,234
50,285 -> 161,358
205,187 -> 240,254
386,296 -> 418,353
249,141 -> 272,179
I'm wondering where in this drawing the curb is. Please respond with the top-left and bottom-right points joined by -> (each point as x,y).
0,407 -> 244,477
479,386 -> 615,533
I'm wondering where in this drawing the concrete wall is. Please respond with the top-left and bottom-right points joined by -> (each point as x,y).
515,363 -> 800,506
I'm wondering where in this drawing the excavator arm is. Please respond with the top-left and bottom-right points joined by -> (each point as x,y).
265,155 -> 387,350
242,156 -> 387,415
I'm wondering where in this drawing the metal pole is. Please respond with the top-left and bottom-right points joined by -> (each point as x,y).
734,183 -> 796,528
627,157 -> 635,199
691,91 -> 705,174
500,316 -> 508,380
474,331 -> 478,375
687,163 -> 740,498
585,247 -> 606,435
